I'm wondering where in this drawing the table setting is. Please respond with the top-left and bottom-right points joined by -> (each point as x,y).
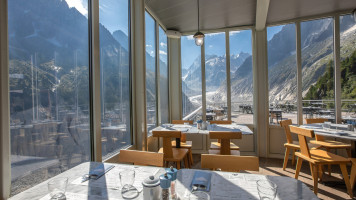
10,162 -> 318,200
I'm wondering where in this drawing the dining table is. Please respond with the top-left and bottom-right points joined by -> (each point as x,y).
152,123 -> 253,153
9,162 -> 319,200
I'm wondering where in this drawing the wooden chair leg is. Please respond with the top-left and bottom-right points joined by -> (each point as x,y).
184,155 -> 189,168
350,163 -> 356,190
189,149 -> 194,166
340,164 -> 353,198
176,161 -> 181,170
312,164 -> 319,195
318,165 -> 323,181
326,148 -> 331,176
309,163 -> 314,180
295,157 -> 303,179
292,149 -> 296,166
346,148 -> 351,158
283,147 -> 290,171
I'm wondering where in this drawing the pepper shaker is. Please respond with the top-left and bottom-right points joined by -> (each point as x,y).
160,173 -> 171,200
166,166 -> 178,199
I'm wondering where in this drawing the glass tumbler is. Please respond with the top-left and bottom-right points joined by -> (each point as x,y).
120,170 -> 135,190
47,177 -> 68,200
257,180 -> 277,200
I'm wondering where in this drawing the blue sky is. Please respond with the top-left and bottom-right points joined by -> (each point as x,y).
65,0 -> 129,35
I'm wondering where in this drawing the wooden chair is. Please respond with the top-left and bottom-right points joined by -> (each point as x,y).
280,119 -> 300,170
306,118 -> 352,175
208,131 -> 241,155
201,154 -> 259,172
119,150 -> 164,167
209,120 -> 240,151
172,120 -> 193,124
291,126 -> 352,197
171,120 -> 194,166
152,130 -> 190,169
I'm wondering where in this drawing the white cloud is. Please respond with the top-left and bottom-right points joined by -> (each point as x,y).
229,31 -> 241,36
186,35 -> 195,40
146,44 -> 152,48
205,32 -> 224,37
160,42 -> 167,47
150,50 -> 154,56
159,50 -> 167,55
65,0 -> 88,16
209,45 -> 213,48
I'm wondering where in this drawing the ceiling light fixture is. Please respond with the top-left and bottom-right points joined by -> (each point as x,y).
193,0 -> 204,46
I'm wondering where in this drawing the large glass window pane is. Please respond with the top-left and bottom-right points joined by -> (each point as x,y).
8,0 -> 90,195
340,14 -> 356,122
145,12 -> 156,132
205,32 -> 228,121
267,24 -> 297,124
181,36 -> 202,121
158,27 -> 169,124
99,0 -> 131,158
301,18 -> 335,121
229,30 -> 254,124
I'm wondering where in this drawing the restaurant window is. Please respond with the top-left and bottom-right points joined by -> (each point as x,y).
181,36 -> 203,121
145,11 -> 157,132
204,32 -> 228,121
158,26 -> 169,124
340,14 -> 356,123
99,0 -> 131,158
229,30 -> 254,124
8,0 -> 90,195
267,24 -> 297,124
301,18 -> 335,122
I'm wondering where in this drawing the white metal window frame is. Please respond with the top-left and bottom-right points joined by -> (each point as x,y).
145,9 -> 170,131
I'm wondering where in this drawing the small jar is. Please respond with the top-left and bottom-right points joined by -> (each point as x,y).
160,173 -> 172,200
166,167 -> 178,199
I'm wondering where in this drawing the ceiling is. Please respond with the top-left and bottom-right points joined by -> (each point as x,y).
145,0 -> 356,33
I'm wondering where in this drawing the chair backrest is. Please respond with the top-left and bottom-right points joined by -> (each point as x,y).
290,126 -> 315,158
305,118 -> 328,124
152,130 -> 181,158
119,150 -> 164,167
305,118 -> 328,141
201,154 -> 259,172
172,120 -> 193,124
279,119 -> 293,144
209,131 -> 242,155
210,120 -> 232,124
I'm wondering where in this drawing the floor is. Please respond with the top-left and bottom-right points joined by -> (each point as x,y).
190,154 -> 354,200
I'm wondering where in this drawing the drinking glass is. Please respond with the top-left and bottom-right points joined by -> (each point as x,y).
47,177 -> 68,200
257,180 -> 277,200
189,191 -> 210,200
120,170 -> 135,189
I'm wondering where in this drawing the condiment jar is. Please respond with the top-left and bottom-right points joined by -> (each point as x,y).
160,173 -> 172,200
142,175 -> 161,200
166,167 -> 178,199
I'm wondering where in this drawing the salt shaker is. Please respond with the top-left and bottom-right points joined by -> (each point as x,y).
160,173 -> 171,200
166,166 -> 178,199
142,175 -> 161,200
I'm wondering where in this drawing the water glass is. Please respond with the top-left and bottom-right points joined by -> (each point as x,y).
47,177 -> 68,200
189,191 -> 210,200
120,170 -> 135,189
257,180 -> 277,200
